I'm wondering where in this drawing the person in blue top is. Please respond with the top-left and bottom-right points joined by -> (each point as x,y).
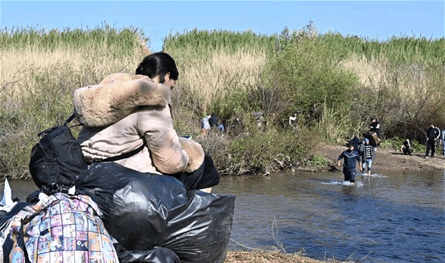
337,143 -> 362,184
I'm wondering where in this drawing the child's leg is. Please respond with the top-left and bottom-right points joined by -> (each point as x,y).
362,162 -> 369,173
367,159 -> 372,175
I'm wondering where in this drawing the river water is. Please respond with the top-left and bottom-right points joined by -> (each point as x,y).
212,169 -> 445,263
2,169 -> 445,262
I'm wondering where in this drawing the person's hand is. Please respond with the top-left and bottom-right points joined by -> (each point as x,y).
179,137 -> 205,173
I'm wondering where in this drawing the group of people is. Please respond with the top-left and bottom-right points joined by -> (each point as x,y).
338,119 -> 445,184
401,124 -> 444,158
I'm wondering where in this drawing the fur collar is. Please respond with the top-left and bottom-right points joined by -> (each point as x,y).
73,73 -> 171,127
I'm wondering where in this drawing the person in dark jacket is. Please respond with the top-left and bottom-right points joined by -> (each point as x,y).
337,144 -> 362,184
425,124 -> 441,158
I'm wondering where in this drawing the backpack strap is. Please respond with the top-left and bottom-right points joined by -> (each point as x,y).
65,112 -> 146,163
63,113 -> 76,126
93,140 -> 146,163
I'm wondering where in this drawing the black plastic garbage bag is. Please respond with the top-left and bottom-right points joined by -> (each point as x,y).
114,242 -> 180,263
75,162 -> 235,263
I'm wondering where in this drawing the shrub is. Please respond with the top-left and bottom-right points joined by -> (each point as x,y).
262,36 -> 360,128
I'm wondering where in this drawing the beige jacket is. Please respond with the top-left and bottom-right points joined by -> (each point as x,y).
75,73 -> 203,175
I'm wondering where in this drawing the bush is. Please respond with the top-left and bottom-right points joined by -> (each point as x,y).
226,115 -> 319,174
262,36 -> 360,127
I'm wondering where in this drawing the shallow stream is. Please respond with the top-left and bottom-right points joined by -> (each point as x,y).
2,169 -> 444,262
213,169 -> 445,263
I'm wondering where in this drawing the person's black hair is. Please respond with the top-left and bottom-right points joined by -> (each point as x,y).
135,52 -> 179,83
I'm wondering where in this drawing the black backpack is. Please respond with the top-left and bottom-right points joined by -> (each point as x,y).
29,114 -> 147,195
29,114 -> 87,195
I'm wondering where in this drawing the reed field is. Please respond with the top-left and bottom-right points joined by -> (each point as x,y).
1,24 -> 444,179
0,26 -> 149,178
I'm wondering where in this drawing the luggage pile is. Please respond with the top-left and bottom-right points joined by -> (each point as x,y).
0,122 -> 235,263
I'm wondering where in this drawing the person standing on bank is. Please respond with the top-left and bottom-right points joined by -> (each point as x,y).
425,124 -> 441,158
75,52 -> 219,192
337,144 -> 362,184
360,138 -> 376,176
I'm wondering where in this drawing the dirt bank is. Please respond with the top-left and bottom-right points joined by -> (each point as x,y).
318,144 -> 444,172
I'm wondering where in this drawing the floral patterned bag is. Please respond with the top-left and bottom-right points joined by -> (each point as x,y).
8,193 -> 119,263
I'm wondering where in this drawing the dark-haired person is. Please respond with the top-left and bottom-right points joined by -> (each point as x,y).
401,138 -> 413,156
337,144 -> 362,184
360,138 -> 376,176
75,52 -> 218,192
369,118 -> 381,138
425,124 -> 441,158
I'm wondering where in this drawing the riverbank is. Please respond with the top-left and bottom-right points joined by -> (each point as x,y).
225,250 -> 330,263
317,144 -> 444,172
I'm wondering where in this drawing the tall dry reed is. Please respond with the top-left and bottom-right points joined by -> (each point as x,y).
340,54 -> 445,139
168,49 -> 268,116
1,27 -> 149,178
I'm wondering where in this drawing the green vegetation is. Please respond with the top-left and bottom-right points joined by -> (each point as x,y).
163,28 -> 275,58
380,137 -> 426,153
1,23 -> 444,179
1,23 -> 148,57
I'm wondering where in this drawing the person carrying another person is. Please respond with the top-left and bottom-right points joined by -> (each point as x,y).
75,52 -> 219,193
401,138 -> 413,156
425,124 -> 441,158
337,143 -> 362,184
369,118 -> 381,138
360,138 -> 376,176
